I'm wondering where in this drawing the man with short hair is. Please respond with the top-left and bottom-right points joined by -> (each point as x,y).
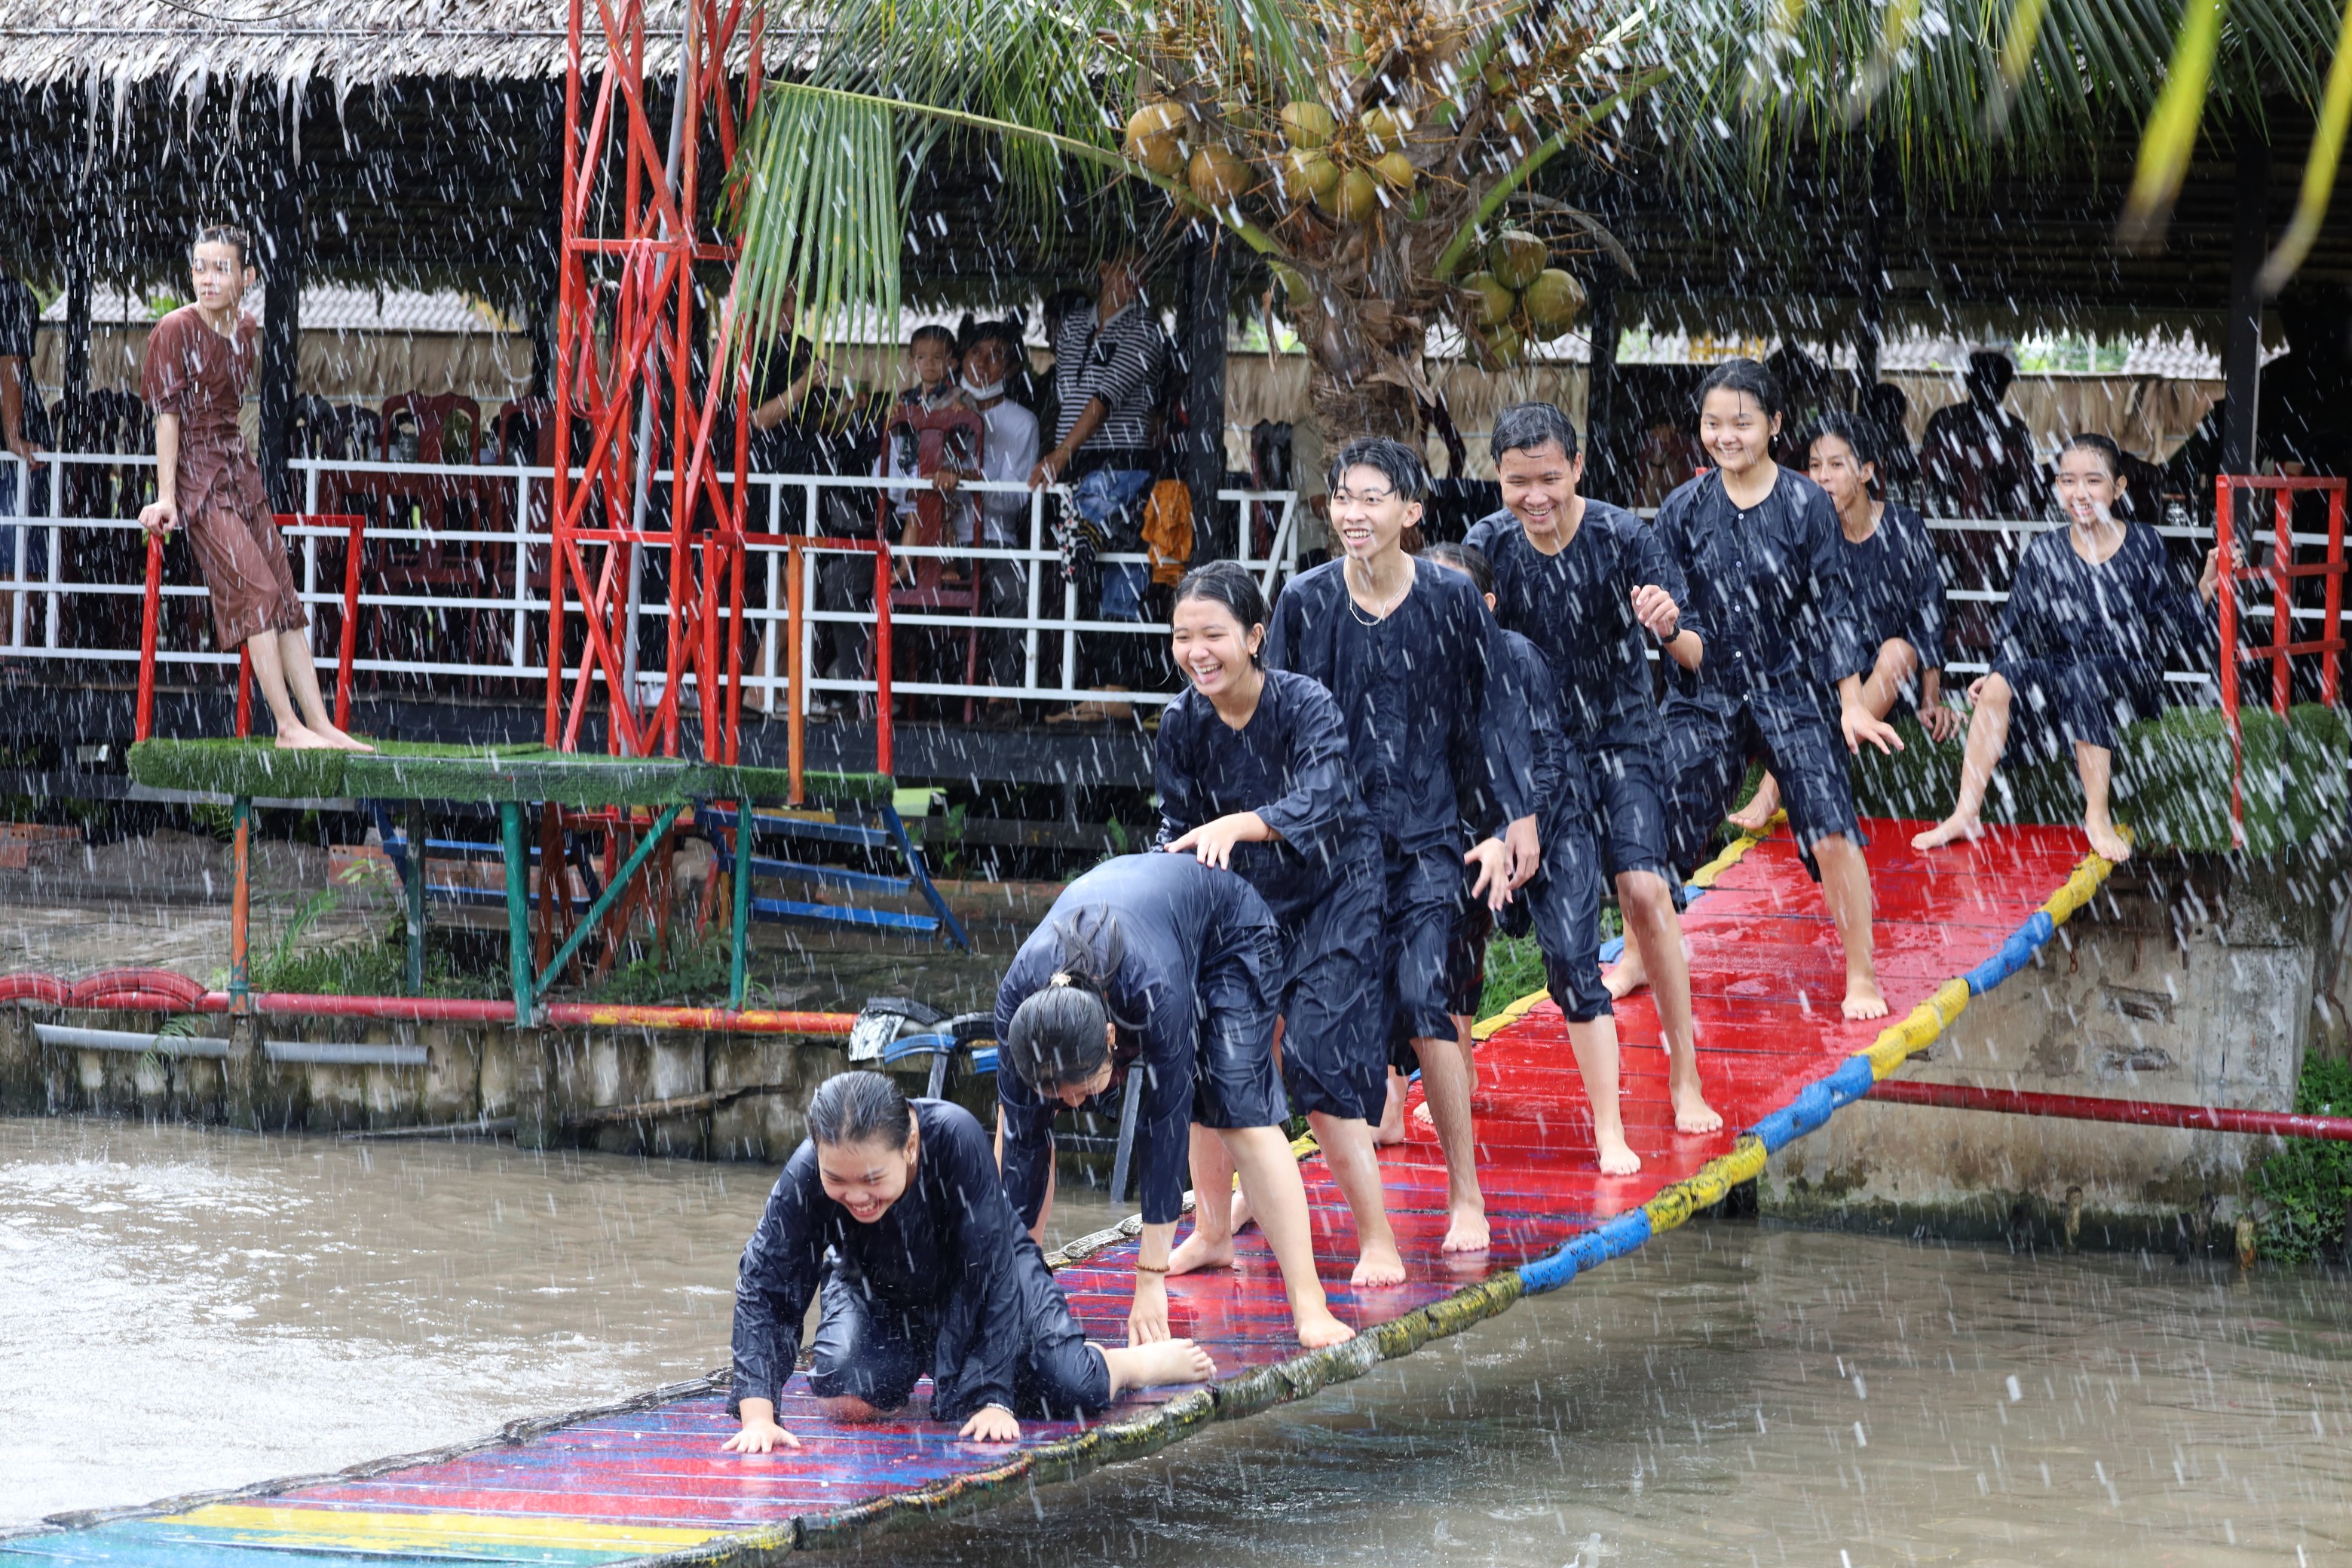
1030,245 -> 1168,721
1919,350 -> 2038,660
1463,403 -> 1720,1136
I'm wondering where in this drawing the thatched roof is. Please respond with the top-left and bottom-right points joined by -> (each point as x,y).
0,0 -> 798,93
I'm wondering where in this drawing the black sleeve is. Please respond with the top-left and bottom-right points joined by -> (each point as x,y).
0,281 -> 33,363
994,959 -> 1058,1227
728,1153 -> 828,1413
1994,534 -> 2049,669
1900,508 -> 1948,670
1799,482 -> 1873,687
1251,678 -> 1357,863
1475,615 -> 1539,828
1153,703 -> 1205,846
932,1110 -> 1027,1414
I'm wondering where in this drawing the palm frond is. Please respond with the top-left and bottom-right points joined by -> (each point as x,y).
2118,0 -> 2231,245
2258,0 -> 2352,292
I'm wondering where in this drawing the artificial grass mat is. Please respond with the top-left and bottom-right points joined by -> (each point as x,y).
1848,702 -> 2350,855
127,739 -> 893,810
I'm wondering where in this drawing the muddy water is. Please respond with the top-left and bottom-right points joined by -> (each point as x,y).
5,1117 -> 2348,1565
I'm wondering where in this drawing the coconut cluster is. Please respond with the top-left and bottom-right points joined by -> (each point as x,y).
1459,230 -> 1587,366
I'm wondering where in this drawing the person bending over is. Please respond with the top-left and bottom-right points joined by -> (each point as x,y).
1463,402 -> 1719,1136
1266,436 -> 1531,1254
725,1073 -> 1213,1453
1913,433 -> 2221,863
1423,542 -> 1639,1175
1154,561 -> 1404,1288
1649,359 -> 1900,1021
1732,409 -> 1958,832
137,228 -> 370,752
996,853 -> 1354,1349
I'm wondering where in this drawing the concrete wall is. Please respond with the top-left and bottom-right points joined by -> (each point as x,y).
1765,854 -> 2344,1249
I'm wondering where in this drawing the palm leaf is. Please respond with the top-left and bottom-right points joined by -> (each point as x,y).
2258,0 -> 2352,292
2118,0 -> 2231,245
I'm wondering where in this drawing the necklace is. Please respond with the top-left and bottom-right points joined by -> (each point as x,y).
1343,556 -> 1410,625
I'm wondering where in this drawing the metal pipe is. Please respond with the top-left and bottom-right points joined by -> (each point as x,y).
14,985 -> 858,1035
1867,1079 -> 2352,1141
34,1024 -> 230,1058
264,1040 -> 428,1067
541,1003 -> 856,1034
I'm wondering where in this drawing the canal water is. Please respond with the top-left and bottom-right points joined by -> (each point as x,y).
4,1115 -> 2346,1563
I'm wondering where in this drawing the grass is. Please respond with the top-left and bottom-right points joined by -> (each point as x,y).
2250,1052 -> 2352,1263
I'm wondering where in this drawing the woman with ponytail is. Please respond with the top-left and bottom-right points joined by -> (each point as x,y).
995,853 -> 1355,1349
726,1072 -> 1214,1453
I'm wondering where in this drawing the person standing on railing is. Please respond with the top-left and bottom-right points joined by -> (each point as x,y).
1029,244 -> 1168,724
0,269 -> 42,640
1913,434 -> 2223,864
994,853 -> 1356,1349
1649,359 -> 1900,1022
1152,562 -> 1405,1285
1460,403 -> 1718,1140
1732,411 -> 1959,832
936,317 -> 1037,725
135,227 -> 370,753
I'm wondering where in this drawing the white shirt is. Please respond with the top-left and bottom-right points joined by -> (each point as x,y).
970,398 -> 1040,547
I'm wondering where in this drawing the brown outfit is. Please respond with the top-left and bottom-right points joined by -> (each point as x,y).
140,306 -> 305,649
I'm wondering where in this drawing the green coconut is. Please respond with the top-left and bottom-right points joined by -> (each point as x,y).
1279,101 -> 1337,149
1360,106 -> 1412,151
1463,271 -> 1515,328
1373,151 -> 1417,189
1280,148 -> 1342,205
1187,145 -> 1253,206
1521,268 -> 1587,335
1327,166 -> 1381,222
1479,322 -> 1527,366
1487,228 -> 1548,292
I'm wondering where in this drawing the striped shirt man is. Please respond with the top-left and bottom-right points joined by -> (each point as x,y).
1049,301 -> 1167,470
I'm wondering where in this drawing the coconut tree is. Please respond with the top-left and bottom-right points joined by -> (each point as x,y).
726,0 -> 1661,441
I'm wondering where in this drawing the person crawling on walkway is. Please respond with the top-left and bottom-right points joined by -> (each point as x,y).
724,1072 -> 1215,1453
1731,410 -> 1958,835
1913,433 -> 2222,864
1649,358 -> 1900,1021
997,853 -> 1355,1349
1422,542 -> 1640,1176
1267,436 -> 1528,1255
1153,561 -> 1404,1288
136,227 -> 370,753
1462,402 -> 1719,1138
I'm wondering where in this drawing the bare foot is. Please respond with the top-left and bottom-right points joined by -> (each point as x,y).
1842,974 -> 1889,1021
317,726 -> 376,753
1109,1337 -> 1217,1390
1668,1052 -> 1723,1135
1410,1098 -> 1435,1130
1910,810 -> 1983,852
2084,815 -> 2132,862
272,725 -> 334,751
1597,1131 -> 1643,1176
1441,1205 -> 1490,1254
1726,773 -> 1780,833
1294,1308 -> 1356,1349
1167,1229 -> 1236,1276
1373,1073 -> 1408,1146
1604,942 -> 1649,1002
1350,1240 -> 1407,1288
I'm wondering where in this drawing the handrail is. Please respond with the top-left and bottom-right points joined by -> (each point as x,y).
2214,474 -> 2347,844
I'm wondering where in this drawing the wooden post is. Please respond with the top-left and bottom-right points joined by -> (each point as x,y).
1586,268 -> 1619,498
1184,228 -> 1231,559
2221,133 -> 2271,476
259,113 -> 305,513
1854,139 -> 1891,400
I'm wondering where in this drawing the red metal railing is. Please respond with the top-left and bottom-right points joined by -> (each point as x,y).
2214,475 -> 2348,840
134,513 -> 368,745
1869,1078 -> 2352,1142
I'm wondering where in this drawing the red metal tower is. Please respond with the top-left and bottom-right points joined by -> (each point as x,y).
549,0 -> 761,760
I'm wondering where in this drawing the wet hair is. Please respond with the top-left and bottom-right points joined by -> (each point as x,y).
1861,381 -> 1909,424
806,1070 -> 914,1148
908,323 -> 957,354
1489,401 -> 1580,463
1001,912 -> 1133,1092
1171,560 -> 1269,664
1966,350 -> 2017,397
1696,357 -> 1782,421
962,314 -> 1025,363
2058,432 -> 2124,477
1326,436 -> 1430,504
192,225 -> 253,271
1805,409 -> 1880,470
1419,540 -> 1493,597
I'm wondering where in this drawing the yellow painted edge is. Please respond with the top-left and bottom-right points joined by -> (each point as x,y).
158,1505 -> 717,1552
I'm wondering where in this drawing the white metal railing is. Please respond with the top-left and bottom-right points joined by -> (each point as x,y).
0,451 -> 1300,712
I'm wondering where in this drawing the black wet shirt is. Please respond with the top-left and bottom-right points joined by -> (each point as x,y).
1266,557 -> 1527,853
1996,522 -> 2208,675
1463,501 -> 1685,749
994,855 -> 1282,1227
1652,467 -> 1871,712
730,1098 -> 1031,1417
1474,625 -> 1581,835
1153,669 -> 1379,926
1842,501 -> 1947,668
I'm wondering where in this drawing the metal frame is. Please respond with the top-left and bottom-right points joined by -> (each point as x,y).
2213,474 -> 2347,842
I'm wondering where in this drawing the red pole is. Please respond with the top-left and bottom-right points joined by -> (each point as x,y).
1869,1078 -> 2352,1142
235,645 -> 253,739
135,531 -> 162,743
2326,482 -> 2345,708
786,537 -> 804,804
2272,486 -> 2294,713
2216,479 -> 2242,844
335,513 -> 363,730
547,0 -> 583,752
872,541 -> 893,776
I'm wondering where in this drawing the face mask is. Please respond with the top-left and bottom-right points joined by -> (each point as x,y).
961,376 -> 1005,400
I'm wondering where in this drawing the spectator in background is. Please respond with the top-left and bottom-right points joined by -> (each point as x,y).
1919,350 -> 2040,661
0,271 -> 41,638
940,316 -> 1038,724
1031,243 -> 1168,724
1862,382 -> 1922,506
